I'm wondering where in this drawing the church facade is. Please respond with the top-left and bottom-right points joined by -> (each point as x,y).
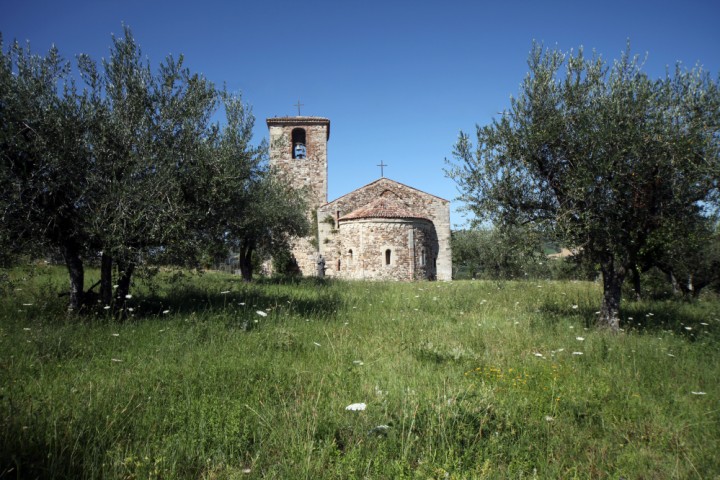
267,115 -> 452,281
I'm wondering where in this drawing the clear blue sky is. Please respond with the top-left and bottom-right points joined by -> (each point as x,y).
3,0 -> 719,227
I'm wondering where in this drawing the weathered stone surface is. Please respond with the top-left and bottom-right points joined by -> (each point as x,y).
267,116 -> 452,281
267,117 -> 329,275
332,218 -> 438,280
318,178 -> 452,281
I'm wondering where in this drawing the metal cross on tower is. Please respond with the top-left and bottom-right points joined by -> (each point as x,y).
294,100 -> 304,116
377,160 -> 388,177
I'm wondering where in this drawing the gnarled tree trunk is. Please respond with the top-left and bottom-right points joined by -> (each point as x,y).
62,242 -> 84,312
599,256 -> 625,332
100,252 -> 113,306
238,243 -> 254,282
115,259 -> 135,307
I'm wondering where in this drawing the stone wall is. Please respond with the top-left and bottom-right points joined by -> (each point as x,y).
267,117 -> 329,275
318,178 -> 452,280
331,218 -> 437,281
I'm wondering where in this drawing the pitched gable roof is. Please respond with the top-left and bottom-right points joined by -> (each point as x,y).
321,177 -> 449,208
340,192 -> 428,221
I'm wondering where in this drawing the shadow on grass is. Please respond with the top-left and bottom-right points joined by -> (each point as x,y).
130,276 -> 343,323
537,299 -> 718,341
1,272 -> 344,328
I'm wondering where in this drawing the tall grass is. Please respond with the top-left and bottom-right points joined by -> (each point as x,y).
1,265 -> 718,478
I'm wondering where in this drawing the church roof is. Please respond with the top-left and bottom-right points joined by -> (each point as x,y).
321,177 -> 449,208
339,194 -> 429,221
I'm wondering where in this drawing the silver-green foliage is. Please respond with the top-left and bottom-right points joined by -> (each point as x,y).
0,27 -> 307,307
447,43 -> 720,329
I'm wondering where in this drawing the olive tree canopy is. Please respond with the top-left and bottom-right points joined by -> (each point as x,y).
447,44 -> 720,329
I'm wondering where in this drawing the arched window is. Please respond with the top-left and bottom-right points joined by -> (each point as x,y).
291,128 -> 306,159
337,259 -> 341,271
348,249 -> 353,267
420,248 -> 426,266
385,249 -> 391,266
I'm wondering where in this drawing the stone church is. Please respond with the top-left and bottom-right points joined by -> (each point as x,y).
267,115 -> 452,281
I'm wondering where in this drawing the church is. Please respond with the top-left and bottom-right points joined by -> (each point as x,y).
267,115 -> 452,281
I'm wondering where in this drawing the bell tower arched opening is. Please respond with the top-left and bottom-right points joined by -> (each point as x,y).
291,128 -> 307,159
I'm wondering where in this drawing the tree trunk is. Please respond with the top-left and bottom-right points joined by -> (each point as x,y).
630,265 -> 642,301
239,245 -> 254,282
599,257 -> 625,332
668,270 -> 681,295
115,259 -> 135,305
62,243 -> 84,312
100,252 -> 113,306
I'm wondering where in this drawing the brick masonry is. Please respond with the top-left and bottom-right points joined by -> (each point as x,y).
317,178 -> 452,281
267,116 -> 452,281
267,117 -> 329,275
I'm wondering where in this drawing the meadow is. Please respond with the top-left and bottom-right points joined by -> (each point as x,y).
1,265 -> 718,479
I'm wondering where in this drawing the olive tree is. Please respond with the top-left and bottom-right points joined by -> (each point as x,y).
0,37 -> 96,309
198,92 -> 309,281
81,27 -> 217,306
447,44 -> 720,329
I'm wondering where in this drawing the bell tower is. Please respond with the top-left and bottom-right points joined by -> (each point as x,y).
266,115 -> 330,274
267,116 -> 330,208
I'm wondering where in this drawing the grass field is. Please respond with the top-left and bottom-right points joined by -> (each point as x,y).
1,265 -> 719,479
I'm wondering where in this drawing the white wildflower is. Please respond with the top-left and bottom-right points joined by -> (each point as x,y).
369,424 -> 391,435
162,310 -> 170,314
104,305 -> 111,310
572,351 -> 583,355
22,303 -> 33,306
353,360 -> 364,365
313,342 -> 321,347
534,352 -> 544,358
111,358 -> 122,362
256,311 -> 267,317
576,337 -> 585,341
691,391 -> 706,395
544,415 -> 554,422
572,305 -> 579,309
23,327 -> 31,331
220,290 -> 230,294
345,402 -> 366,411
111,333 -> 119,337
684,326 -> 692,331
125,294 -> 132,299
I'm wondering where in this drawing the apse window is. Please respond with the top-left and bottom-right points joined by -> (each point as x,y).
292,128 -> 307,159
348,249 -> 353,267
385,249 -> 392,266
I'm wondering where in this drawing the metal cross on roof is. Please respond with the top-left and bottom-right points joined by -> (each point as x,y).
377,160 -> 388,177
294,100 -> 304,116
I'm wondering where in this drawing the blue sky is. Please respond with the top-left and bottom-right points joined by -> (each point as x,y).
3,0 -> 719,227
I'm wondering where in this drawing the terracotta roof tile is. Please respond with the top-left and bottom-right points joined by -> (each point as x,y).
321,177 -> 449,208
340,195 -> 428,221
